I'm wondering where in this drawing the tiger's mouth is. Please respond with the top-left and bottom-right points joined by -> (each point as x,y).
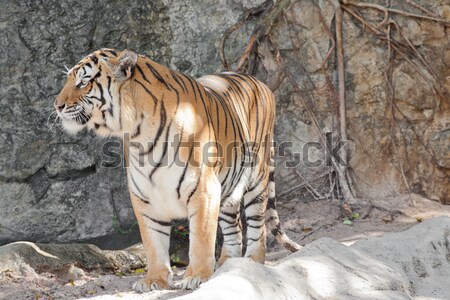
56,103 -> 92,133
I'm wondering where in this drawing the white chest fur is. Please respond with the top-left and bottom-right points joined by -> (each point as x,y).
126,139 -> 197,221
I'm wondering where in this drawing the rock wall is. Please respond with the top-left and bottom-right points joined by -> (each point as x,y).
265,0 -> 450,203
0,0 -> 448,246
0,0 -> 262,247
0,0 -> 172,247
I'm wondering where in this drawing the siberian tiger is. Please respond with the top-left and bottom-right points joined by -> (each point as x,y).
55,49 -> 300,291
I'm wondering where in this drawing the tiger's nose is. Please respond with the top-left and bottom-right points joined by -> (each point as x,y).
54,100 -> 66,112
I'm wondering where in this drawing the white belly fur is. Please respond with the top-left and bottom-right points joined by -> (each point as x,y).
128,159 -> 197,221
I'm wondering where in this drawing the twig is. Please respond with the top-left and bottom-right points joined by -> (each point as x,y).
294,170 -> 325,200
341,0 -> 450,25
220,1 -> 271,70
235,0 -> 292,71
342,6 -> 447,102
278,171 -> 332,199
299,226 -> 323,242
405,0 -> 438,17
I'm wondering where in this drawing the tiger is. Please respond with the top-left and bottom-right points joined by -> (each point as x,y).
54,48 -> 301,291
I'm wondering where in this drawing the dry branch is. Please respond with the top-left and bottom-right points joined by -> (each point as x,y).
405,0 -> 438,17
341,0 -> 450,25
219,1 -> 271,70
235,0 -> 292,71
342,6 -> 447,103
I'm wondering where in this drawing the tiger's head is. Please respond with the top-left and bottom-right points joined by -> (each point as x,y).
55,48 -> 138,136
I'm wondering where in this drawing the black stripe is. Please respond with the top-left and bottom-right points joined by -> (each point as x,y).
176,143 -> 194,199
220,211 -> 237,219
183,74 -> 198,101
247,231 -> 264,242
135,195 -> 150,204
149,122 -> 172,182
148,227 -> 170,236
129,153 -> 147,178
107,100 -> 114,117
134,79 -> 158,106
106,49 -> 118,56
142,213 -> 172,227
244,190 -> 265,210
247,223 -> 264,229
136,65 -> 151,84
186,175 -> 200,204
97,81 -> 106,108
91,71 -> 101,82
106,75 -> 112,92
271,224 -> 282,236
105,75 -> 115,121
142,100 -> 166,155
146,62 -> 173,90
90,55 -> 98,64
194,82 -> 213,141
246,180 -> 261,193
130,174 -> 149,204
170,70 -> 188,93
222,231 -> 239,236
218,216 -> 235,224
246,215 -> 264,222
222,223 -> 239,230
223,241 -> 241,246
131,118 -> 142,139
205,87 -> 229,138
266,197 -> 277,210
170,125 -> 184,168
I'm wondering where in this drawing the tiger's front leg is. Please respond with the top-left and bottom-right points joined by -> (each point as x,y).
179,174 -> 221,290
129,192 -> 173,292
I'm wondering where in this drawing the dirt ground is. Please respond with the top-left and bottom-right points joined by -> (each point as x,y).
1,194 -> 449,300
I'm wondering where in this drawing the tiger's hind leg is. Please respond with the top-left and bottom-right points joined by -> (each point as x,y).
243,184 -> 268,264
217,200 -> 243,266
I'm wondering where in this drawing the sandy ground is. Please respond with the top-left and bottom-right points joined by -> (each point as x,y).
1,194 -> 449,300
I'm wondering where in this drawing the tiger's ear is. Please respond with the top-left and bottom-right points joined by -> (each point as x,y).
114,49 -> 138,81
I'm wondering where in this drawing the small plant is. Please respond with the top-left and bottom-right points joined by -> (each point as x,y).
352,212 -> 360,220
172,224 -> 189,238
343,218 -> 353,225
343,212 -> 361,225
134,268 -> 145,275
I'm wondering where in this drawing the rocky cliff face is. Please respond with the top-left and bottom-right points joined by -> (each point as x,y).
0,0 -> 448,246
0,0 -> 173,247
266,0 -> 450,204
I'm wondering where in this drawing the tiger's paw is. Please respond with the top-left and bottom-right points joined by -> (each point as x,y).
132,275 -> 172,292
178,275 -> 207,290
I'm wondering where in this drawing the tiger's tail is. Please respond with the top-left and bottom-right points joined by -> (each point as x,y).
266,170 -> 302,252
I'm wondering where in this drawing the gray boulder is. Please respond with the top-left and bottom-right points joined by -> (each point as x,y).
174,217 -> 450,300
